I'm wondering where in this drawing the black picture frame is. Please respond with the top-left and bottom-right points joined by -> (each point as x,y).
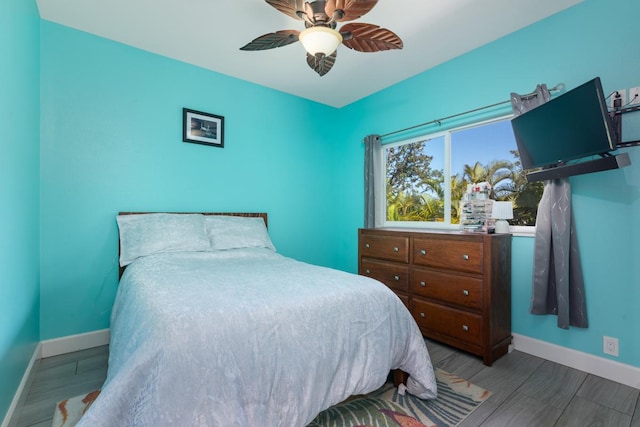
182,108 -> 224,148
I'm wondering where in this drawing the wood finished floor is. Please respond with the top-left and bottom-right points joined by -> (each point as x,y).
8,340 -> 640,427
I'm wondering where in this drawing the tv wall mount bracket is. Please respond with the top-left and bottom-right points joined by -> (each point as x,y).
611,104 -> 640,148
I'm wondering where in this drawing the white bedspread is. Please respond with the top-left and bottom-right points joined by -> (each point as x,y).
78,248 -> 437,426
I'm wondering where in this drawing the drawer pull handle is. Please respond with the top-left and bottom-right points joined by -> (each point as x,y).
463,289 -> 469,296
462,325 -> 469,332
462,254 -> 469,260
420,249 -> 426,255
420,281 -> 426,287
365,243 -> 370,248
420,312 -> 426,318
393,275 -> 400,281
365,269 -> 371,274
393,247 -> 399,252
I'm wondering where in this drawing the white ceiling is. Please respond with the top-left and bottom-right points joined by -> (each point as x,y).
36,0 -> 582,108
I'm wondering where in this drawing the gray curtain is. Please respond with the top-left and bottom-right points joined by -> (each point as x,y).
364,134 -> 382,229
511,85 -> 588,329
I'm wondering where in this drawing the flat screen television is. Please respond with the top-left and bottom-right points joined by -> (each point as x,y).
511,77 -> 617,171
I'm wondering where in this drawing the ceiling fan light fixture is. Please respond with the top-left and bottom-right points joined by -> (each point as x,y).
299,26 -> 343,56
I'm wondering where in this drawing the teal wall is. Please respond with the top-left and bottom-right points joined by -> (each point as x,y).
340,0 -> 639,367
39,22 -> 344,340
0,0 -> 41,418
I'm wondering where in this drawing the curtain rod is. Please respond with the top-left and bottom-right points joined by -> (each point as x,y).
380,83 -> 565,139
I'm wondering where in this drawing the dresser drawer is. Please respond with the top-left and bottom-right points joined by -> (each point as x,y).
413,238 -> 483,274
359,234 -> 409,263
360,258 -> 409,293
411,299 -> 482,346
411,268 -> 482,310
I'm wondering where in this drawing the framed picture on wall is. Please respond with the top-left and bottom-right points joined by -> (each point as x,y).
183,108 -> 224,148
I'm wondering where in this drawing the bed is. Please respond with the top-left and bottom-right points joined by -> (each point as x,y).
77,212 -> 437,426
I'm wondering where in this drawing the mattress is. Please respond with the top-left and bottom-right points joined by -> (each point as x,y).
77,248 -> 437,426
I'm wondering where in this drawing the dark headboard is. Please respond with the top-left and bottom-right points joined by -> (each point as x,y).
117,212 -> 268,278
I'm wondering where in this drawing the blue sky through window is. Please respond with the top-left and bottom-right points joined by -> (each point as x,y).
418,119 -> 517,179
451,120 -> 517,176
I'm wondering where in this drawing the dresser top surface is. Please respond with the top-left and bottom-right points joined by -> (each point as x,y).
359,228 -> 511,241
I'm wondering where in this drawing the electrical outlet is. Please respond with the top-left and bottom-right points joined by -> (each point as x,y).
603,336 -> 619,357
610,89 -> 626,109
629,87 -> 640,106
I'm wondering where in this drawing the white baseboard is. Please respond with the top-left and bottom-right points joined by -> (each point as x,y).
41,329 -> 110,358
512,333 -> 640,389
1,343 -> 41,427
2,330 -> 110,427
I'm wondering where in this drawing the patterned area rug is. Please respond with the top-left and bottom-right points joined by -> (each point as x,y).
52,369 -> 490,427
52,390 -> 100,427
308,368 -> 490,427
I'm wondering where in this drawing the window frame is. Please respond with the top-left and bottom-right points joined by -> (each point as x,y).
377,115 -> 536,236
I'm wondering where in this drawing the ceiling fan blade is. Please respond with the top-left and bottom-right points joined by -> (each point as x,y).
304,2 -> 317,23
265,0 -> 306,20
340,23 -> 403,52
306,51 -> 337,76
325,0 -> 378,22
240,30 -> 300,51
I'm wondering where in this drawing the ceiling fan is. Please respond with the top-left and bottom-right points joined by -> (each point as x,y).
240,0 -> 403,76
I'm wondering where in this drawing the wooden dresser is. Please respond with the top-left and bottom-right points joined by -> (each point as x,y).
358,228 -> 512,366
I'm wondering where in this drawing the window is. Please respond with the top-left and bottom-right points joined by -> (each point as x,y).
381,117 -> 543,231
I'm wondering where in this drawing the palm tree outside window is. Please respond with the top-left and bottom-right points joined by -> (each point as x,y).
381,117 -> 542,231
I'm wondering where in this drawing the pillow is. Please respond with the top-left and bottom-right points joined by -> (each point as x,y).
117,213 -> 210,266
204,215 -> 276,251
